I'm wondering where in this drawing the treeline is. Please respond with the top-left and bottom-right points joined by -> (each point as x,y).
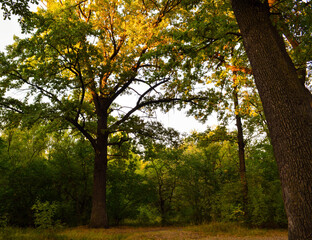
0,125 -> 286,228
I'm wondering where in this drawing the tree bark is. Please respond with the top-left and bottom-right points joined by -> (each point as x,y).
89,113 -> 109,228
233,84 -> 248,220
231,0 -> 312,238
89,148 -> 108,228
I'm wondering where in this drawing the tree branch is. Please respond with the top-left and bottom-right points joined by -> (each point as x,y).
110,96 -> 206,129
65,117 -> 96,149
136,78 -> 170,106
10,71 -> 62,104
0,101 -> 24,114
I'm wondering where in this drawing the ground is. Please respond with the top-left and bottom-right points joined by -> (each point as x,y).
63,226 -> 287,240
0,223 -> 288,240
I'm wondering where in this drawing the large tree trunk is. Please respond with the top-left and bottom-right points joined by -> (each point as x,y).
89,147 -> 108,228
89,146 -> 108,228
89,115 -> 109,228
231,0 -> 312,238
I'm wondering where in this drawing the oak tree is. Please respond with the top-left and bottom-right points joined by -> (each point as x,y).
0,0 -> 194,228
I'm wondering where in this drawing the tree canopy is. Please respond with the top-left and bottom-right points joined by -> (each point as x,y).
0,0 -> 38,19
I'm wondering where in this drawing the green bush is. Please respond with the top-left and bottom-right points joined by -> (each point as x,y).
0,215 -> 8,228
31,200 -> 62,229
136,205 -> 161,225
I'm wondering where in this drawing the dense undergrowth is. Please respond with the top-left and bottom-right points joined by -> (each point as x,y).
0,127 -> 287,229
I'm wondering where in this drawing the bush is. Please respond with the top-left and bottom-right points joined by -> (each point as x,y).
31,200 -> 62,229
0,215 -> 8,228
136,205 -> 161,225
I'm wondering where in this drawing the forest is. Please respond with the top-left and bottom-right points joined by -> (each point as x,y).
0,0 -> 311,239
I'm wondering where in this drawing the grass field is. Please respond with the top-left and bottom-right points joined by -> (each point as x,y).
0,222 -> 288,240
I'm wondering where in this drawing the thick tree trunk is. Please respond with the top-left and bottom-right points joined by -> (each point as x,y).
89,115 -> 109,228
233,85 -> 248,219
89,145 -> 108,228
89,148 -> 108,228
231,0 -> 312,238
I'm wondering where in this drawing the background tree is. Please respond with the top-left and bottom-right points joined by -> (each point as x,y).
176,134 -> 221,224
0,124 -> 287,227
106,138 -> 152,226
0,126 -> 53,226
48,132 -> 94,226
0,0 -> 202,228
143,141 -> 182,226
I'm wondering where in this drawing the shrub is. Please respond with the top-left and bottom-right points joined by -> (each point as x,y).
0,214 -> 8,228
31,200 -> 62,229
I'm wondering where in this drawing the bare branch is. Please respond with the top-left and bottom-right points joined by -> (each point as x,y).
128,87 -> 141,96
110,96 -> 206,129
136,78 -> 170,105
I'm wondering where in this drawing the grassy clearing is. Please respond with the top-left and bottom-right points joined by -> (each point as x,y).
0,223 -> 287,240
185,222 -> 287,239
186,222 -> 270,236
0,227 -> 67,240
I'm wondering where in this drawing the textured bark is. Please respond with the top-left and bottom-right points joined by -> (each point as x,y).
231,0 -> 312,239
89,149 -> 108,228
233,85 -> 248,219
89,110 -> 109,228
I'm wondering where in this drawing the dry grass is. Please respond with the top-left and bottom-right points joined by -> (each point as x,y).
60,223 -> 287,240
0,223 -> 288,240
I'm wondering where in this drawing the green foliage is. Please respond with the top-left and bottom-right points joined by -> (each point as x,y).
0,2 -> 205,228
48,134 -> 94,226
107,154 -> 152,226
175,144 -> 218,224
246,144 -> 287,227
142,142 -> 183,225
135,205 -> 161,225
0,124 -> 286,228
0,128 -> 54,226
31,200 -> 62,229
0,215 -> 8,228
211,182 -> 245,222
0,126 -> 94,227
0,0 -> 38,19
0,0 -> 199,136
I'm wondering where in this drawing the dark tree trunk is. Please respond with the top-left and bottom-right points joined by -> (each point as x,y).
89,148 -> 108,228
233,85 -> 248,219
160,198 -> 167,226
89,146 -> 108,228
89,113 -> 109,228
158,182 -> 167,226
231,0 -> 312,238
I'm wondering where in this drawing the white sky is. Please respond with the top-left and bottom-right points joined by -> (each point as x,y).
0,11 -> 216,134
